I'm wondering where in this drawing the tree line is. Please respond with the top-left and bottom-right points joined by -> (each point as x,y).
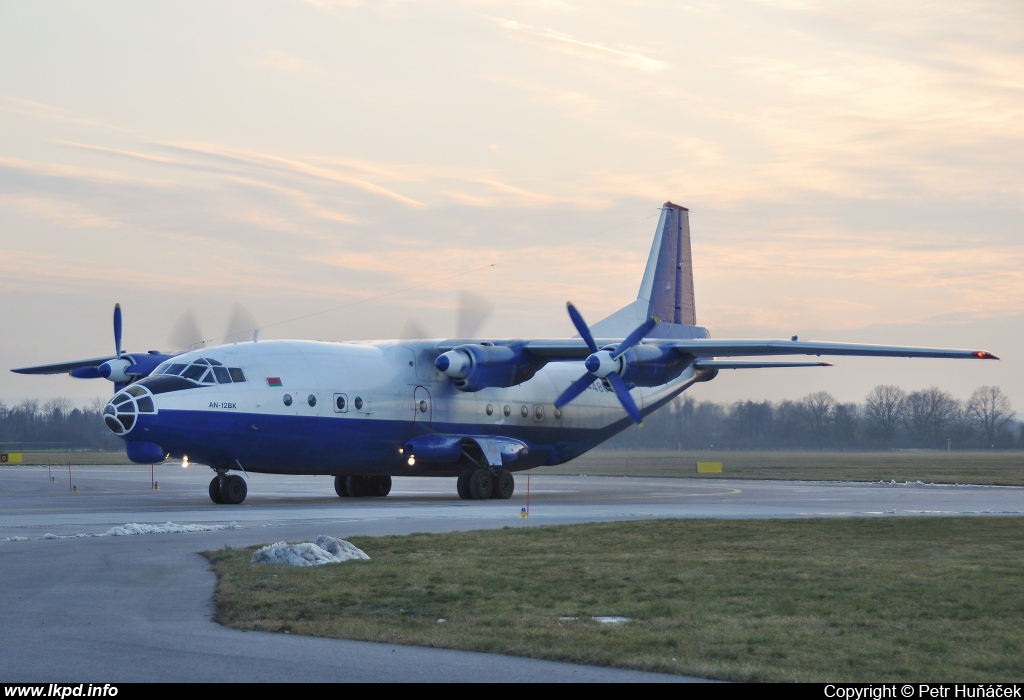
606,385 -> 1021,451
0,398 -> 123,452
0,385 -> 1018,453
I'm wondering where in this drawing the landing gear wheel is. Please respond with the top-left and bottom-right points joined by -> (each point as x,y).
345,475 -> 366,497
469,469 -> 493,500
334,475 -> 352,497
209,477 -> 225,504
457,469 -> 472,500
344,475 -> 392,497
369,475 -> 392,497
220,474 -> 247,504
492,469 -> 514,499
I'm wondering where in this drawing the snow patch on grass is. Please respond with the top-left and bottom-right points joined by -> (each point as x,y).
252,536 -> 370,566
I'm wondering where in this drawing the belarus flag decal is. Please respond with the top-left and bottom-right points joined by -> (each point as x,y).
266,377 -> 283,387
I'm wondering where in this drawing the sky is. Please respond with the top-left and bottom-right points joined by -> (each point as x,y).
0,0 -> 1021,412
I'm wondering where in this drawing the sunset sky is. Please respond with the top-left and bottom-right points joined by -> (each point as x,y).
1,0 -> 1021,411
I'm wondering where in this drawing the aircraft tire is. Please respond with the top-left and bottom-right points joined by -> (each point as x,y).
492,469 -> 514,499
209,477 -> 225,504
469,469 -> 493,500
334,475 -> 352,497
457,469 -> 472,500
370,475 -> 392,497
345,475 -> 366,497
220,474 -> 247,504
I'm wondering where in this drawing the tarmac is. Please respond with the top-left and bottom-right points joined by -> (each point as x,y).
2,463 -> 1022,682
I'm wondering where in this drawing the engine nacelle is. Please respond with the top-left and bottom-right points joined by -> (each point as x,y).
615,345 -> 693,387
435,343 -> 546,392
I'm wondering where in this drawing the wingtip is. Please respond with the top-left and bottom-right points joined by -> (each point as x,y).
976,351 -> 999,360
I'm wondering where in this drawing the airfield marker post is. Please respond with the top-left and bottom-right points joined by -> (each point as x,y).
526,474 -> 530,518
68,463 -> 71,492
48,461 -> 51,482
151,463 -> 154,490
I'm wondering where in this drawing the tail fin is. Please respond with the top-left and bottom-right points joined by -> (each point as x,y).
590,202 -> 704,339
638,202 -> 695,325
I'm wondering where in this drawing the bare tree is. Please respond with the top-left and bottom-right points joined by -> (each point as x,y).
801,391 -> 836,441
966,386 -> 1013,446
904,387 -> 960,445
863,385 -> 907,443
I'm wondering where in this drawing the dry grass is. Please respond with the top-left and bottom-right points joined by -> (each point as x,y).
539,450 -> 1024,486
206,517 -> 1024,681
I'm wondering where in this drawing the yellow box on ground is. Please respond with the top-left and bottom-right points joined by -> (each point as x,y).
1,453 -> 23,463
696,461 -> 722,474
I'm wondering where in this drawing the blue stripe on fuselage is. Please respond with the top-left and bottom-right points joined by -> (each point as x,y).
129,408 -> 634,476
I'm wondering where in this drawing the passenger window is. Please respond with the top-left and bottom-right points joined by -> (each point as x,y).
334,394 -> 348,413
228,368 -> 246,382
213,367 -> 231,384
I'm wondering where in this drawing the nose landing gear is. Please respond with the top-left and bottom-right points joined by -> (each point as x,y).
209,472 -> 247,505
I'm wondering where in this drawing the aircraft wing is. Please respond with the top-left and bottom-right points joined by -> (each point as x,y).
512,338 -> 998,361
692,360 -> 832,369
11,356 -> 118,375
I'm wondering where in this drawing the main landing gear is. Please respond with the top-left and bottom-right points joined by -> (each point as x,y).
209,472 -> 247,505
335,475 -> 392,498
457,468 -> 514,500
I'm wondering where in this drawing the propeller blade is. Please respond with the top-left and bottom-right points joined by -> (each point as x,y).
399,318 -> 432,340
169,309 -> 204,351
224,303 -> 259,343
610,316 -> 659,360
113,304 -> 123,359
554,373 -> 597,409
456,291 -> 494,338
606,372 -> 643,424
566,302 -> 598,353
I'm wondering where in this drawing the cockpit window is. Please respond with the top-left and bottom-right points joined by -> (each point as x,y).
181,365 -> 206,381
213,366 -> 231,384
200,369 -> 217,385
208,358 -> 223,366
168,364 -> 187,376
228,368 -> 246,382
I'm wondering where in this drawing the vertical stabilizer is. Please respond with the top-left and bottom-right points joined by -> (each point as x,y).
637,202 -> 695,325
589,202 -> 704,339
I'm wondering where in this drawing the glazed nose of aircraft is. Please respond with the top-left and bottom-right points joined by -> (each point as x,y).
103,385 -> 156,435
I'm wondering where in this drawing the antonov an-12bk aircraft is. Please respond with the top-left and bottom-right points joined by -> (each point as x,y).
14,202 -> 998,504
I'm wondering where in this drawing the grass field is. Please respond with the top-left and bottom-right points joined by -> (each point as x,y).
206,517 -> 1024,682
537,450 -> 1024,486
0,451 -> 132,465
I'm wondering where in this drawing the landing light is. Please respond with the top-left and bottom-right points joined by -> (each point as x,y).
407,456 -> 416,466
182,455 -> 189,469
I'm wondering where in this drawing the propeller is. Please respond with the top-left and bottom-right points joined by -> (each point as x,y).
399,291 -> 495,340
553,302 -> 658,425
113,303 -> 123,359
169,303 -> 260,350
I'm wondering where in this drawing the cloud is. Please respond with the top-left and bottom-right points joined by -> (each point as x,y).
494,17 -> 669,72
